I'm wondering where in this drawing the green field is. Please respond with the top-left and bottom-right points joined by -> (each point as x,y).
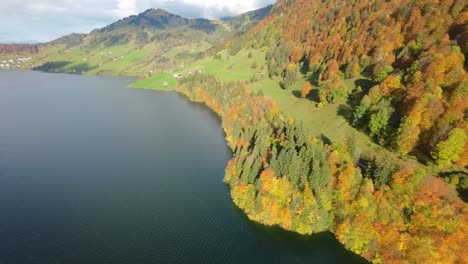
131,73 -> 177,91
130,47 -> 266,90
15,40 -> 214,77
180,48 -> 266,81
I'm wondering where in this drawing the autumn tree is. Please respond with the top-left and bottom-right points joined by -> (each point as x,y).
396,118 -> 421,155
323,59 -> 339,80
373,65 -> 394,83
301,81 -> 313,98
319,74 -> 345,104
345,57 -> 360,79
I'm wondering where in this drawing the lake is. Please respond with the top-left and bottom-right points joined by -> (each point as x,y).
0,70 -> 366,263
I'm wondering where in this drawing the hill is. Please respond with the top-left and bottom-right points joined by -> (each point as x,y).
0,44 -> 38,54
221,5 -> 273,35
0,7 -> 272,75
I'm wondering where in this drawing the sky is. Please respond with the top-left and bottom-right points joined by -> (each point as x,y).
0,0 -> 277,43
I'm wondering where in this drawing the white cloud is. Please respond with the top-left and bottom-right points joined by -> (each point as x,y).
27,3 -> 67,12
181,0 -> 259,16
117,0 -> 138,17
120,0 -> 275,19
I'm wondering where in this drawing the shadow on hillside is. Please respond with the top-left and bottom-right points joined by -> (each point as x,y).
320,134 -> 332,145
355,78 -> 375,93
72,63 -> 98,73
292,90 -> 301,98
190,20 -> 218,33
335,78 -> 377,127
439,171 -> 468,202
33,61 -> 97,74
459,188 -> 468,203
337,104 -> 353,123
33,61 -> 70,72
292,88 -> 321,103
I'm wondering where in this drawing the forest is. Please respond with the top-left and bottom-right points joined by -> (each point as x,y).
177,73 -> 466,263
237,0 -> 468,173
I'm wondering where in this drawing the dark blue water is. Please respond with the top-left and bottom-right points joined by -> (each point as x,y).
0,70 -> 366,264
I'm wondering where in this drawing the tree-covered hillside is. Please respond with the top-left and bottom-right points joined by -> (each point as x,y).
176,73 -> 466,264
173,1 -> 467,262
243,0 -> 467,171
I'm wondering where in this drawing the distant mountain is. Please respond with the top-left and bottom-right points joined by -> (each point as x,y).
49,33 -> 87,47
1,6 -> 271,75
0,44 -> 38,54
89,9 -> 225,47
97,8 -> 217,33
43,7 -> 271,49
222,5 -> 273,34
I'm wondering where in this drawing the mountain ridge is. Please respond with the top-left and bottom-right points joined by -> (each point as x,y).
95,8 -> 218,34
0,6 -> 272,74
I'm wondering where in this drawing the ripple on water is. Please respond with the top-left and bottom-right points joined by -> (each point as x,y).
0,70 -> 367,264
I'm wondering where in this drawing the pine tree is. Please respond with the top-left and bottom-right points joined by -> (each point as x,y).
353,95 -> 371,126
373,156 -> 395,188
283,63 -> 299,89
248,158 -> 262,184
368,100 -> 393,143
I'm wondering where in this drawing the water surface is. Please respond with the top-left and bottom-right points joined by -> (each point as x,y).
0,70 -> 366,263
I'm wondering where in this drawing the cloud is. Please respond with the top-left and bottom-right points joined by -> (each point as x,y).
117,0 -> 275,19
0,0 -> 277,43
117,0 -> 138,17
